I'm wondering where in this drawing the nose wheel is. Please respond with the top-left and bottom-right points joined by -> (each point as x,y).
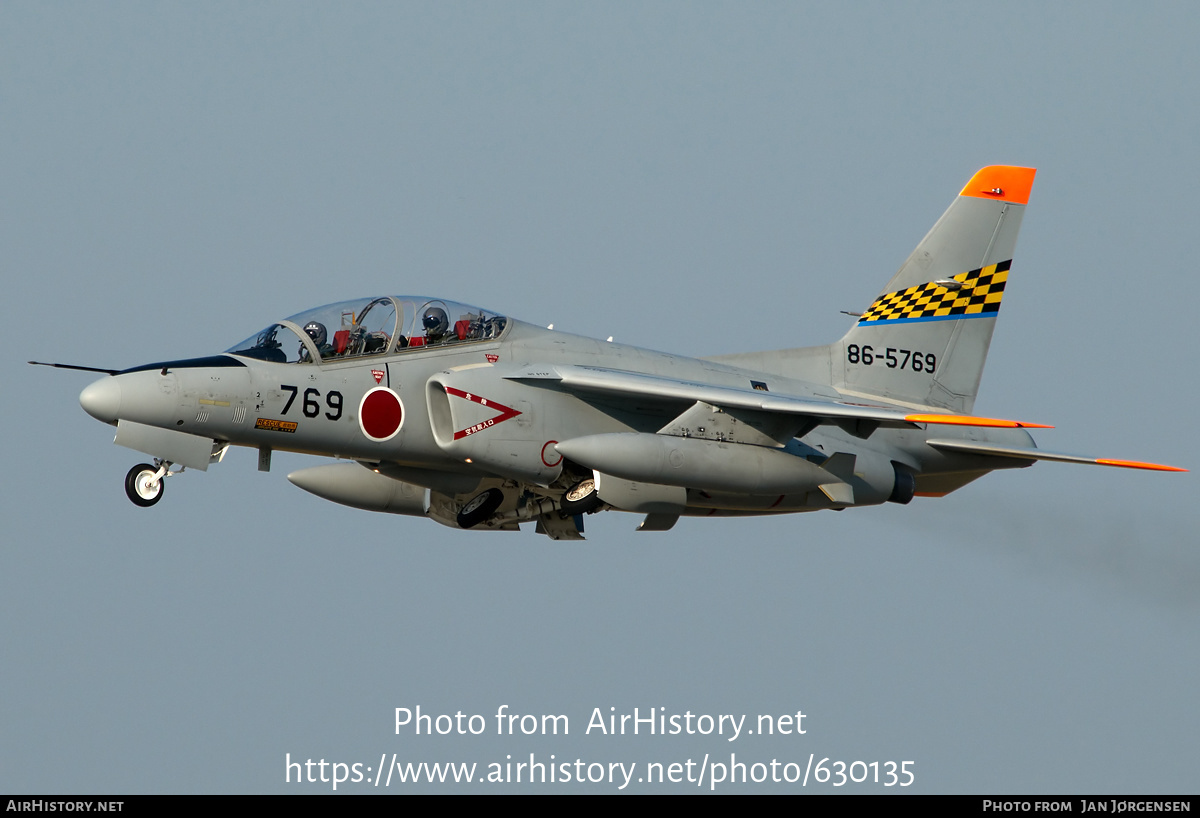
560,478 -> 601,515
124,461 -> 172,507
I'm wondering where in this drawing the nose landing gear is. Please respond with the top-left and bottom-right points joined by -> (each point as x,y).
560,477 -> 601,515
123,460 -> 182,507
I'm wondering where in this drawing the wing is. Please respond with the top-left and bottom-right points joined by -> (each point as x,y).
507,364 -> 1184,471
506,364 -> 1051,436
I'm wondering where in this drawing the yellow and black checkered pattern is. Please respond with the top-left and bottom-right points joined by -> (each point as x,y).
858,260 -> 1011,323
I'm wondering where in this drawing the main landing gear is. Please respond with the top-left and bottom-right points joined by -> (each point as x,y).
455,478 -> 604,530
123,460 -> 181,507
456,488 -> 505,529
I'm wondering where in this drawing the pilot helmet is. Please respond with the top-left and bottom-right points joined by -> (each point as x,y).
303,321 -> 328,347
422,307 -> 449,338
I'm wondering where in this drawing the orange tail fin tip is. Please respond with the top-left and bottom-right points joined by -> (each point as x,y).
960,166 -> 1037,205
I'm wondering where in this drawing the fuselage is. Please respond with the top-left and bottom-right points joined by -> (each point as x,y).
80,304 -> 1032,519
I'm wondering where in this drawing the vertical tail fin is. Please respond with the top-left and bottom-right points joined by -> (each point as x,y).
835,166 -> 1036,413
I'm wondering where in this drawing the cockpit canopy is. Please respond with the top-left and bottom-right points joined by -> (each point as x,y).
225,297 -> 508,364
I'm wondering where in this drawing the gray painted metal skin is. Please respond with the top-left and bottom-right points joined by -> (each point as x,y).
68,166 -> 1182,539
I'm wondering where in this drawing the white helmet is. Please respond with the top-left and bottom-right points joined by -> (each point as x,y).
422,307 -> 449,338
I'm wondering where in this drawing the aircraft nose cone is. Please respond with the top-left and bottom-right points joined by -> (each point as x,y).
80,376 -> 121,423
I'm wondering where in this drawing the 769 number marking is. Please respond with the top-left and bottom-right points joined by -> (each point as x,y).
846,345 -> 936,373
281,385 -> 344,420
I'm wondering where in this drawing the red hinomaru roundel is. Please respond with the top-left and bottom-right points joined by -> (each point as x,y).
359,387 -> 405,442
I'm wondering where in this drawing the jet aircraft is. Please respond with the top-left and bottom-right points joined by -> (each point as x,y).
39,165 -> 1184,539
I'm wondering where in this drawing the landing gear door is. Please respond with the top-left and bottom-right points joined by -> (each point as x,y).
113,420 -> 218,471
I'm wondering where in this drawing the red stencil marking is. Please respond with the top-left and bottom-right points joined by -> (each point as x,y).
444,387 -> 521,440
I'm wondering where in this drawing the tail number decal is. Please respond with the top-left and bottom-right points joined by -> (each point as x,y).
847,345 -> 936,373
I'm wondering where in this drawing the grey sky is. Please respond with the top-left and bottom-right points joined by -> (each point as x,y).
3,2 -> 1197,793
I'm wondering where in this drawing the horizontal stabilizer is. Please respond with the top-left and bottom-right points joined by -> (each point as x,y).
926,439 -> 1186,472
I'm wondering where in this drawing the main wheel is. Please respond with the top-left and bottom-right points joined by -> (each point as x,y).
456,488 -> 505,529
560,477 -> 601,515
124,463 -> 164,507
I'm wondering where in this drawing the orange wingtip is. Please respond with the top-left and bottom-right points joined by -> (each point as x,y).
1095,458 -> 1188,472
905,413 -> 1054,429
960,166 -> 1036,205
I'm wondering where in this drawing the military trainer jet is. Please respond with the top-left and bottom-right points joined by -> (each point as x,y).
37,165 -> 1184,539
